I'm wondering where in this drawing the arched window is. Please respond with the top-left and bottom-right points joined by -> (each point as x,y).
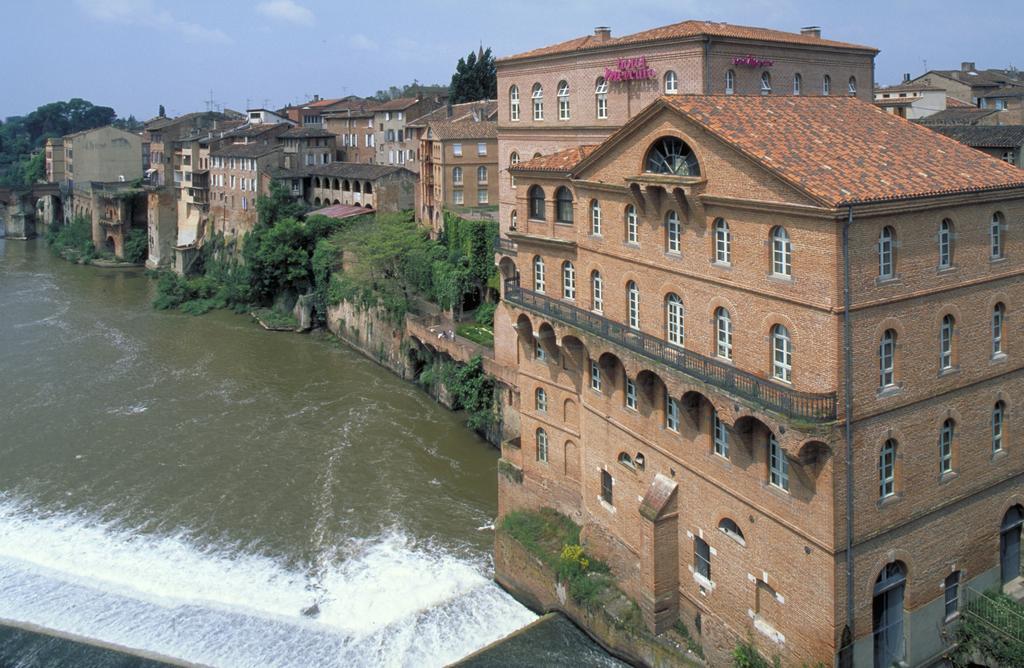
477,166 -> 488,183
452,166 -> 463,185
590,199 -> 602,235
992,302 -> 1006,357
625,205 -> 638,244
939,418 -> 955,474
714,218 -> 731,264
665,394 -> 680,432
644,137 -> 700,176
713,409 -> 729,458
562,260 -> 576,300
665,293 -> 684,346
1002,506 -> 1024,585
509,85 -> 520,121
848,76 -> 858,95
715,307 -> 732,360
664,70 -> 678,94
618,452 -> 635,469
665,210 -> 681,253
760,71 -> 772,95
771,226 -> 792,276
627,281 -> 640,330
793,72 -> 802,95
528,185 -> 545,220
768,433 -> 789,491
823,74 -> 832,96
591,271 -> 603,313
536,428 -> 548,462
555,186 -> 573,224
510,209 -> 518,231
940,314 -> 955,370
725,69 -> 735,95
879,439 -> 897,498
718,518 -> 744,544
993,401 -> 1006,453
771,324 -> 792,383
879,226 -> 895,279
595,77 -> 608,119
880,329 -> 897,389
531,83 -> 544,121
535,387 -> 547,412
557,80 -> 570,120
873,563 -> 907,667
533,255 -> 545,293
991,212 -> 1004,259
939,219 -> 953,268
509,151 -> 519,188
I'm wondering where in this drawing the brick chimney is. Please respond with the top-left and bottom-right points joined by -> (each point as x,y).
800,26 -> 821,38
961,61 -> 976,73
594,26 -> 612,42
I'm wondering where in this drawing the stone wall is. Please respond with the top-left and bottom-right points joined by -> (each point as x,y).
325,299 -> 412,379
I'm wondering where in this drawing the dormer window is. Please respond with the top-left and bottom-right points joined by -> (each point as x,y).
644,137 -> 700,176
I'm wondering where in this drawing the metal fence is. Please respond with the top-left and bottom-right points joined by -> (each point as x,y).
964,587 -> 1024,645
504,277 -> 837,422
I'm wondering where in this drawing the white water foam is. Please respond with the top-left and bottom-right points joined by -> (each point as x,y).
0,498 -> 535,667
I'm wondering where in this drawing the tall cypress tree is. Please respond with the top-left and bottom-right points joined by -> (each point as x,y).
448,48 -> 496,104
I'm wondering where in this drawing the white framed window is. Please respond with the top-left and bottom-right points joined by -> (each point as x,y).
940,314 -> 954,370
714,218 -> 730,264
879,439 -> 896,498
760,71 -> 772,95
771,226 -> 791,277
713,410 -> 729,458
666,395 -> 679,432
627,281 -> 640,330
536,428 -> 548,462
715,308 -> 732,360
939,419 -> 954,474
562,261 -> 576,300
534,340 -> 547,362
666,293 -> 684,346
625,378 -> 637,410
535,387 -> 547,413
533,255 -> 545,293
694,536 -> 711,581
595,77 -> 608,119
477,142 -> 487,157
939,219 -> 953,268
993,401 -> 1005,453
590,360 -> 602,392
591,271 -> 603,313
532,83 -> 544,121
509,85 -> 520,121
725,69 -> 735,95
793,73 -> 802,96
823,74 -> 832,96
772,324 -> 792,383
769,434 -> 789,491
945,572 -> 961,620
452,166 -> 463,184
993,302 -> 1006,357
453,189 -> 464,205
557,80 -> 570,120
880,330 -> 896,388
848,76 -> 858,95
626,205 -> 638,244
590,199 -> 602,235
664,70 -> 678,94
510,210 -> 518,231
452,143 -> 462,157
509,152 -> 519,188
477,165 -> 488,183
477,189 -> 488,205
879,226 -> 895,279
666,210 -> 681,254
991,212 -> 1004,259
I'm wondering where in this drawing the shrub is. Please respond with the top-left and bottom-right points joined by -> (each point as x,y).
474,301 -> 496,326
46,214 -> 95,261
122,228 -> 148,263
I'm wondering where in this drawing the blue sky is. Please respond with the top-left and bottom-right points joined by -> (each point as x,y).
2,0 -> 1021,120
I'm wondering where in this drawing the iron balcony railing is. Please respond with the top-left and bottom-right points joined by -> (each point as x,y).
494,237 -> 518,255
504,277 -> 837,423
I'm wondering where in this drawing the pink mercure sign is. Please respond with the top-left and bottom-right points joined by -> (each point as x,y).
606,56 -> 657,82
733,55 -> 774,68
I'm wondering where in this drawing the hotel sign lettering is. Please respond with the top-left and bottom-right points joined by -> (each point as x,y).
732,55 -> 774,68
606,56 -> 657,82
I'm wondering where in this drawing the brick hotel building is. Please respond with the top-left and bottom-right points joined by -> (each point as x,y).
493,21 -> 1024,667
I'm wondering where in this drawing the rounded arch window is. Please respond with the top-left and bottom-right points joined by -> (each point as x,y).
510,209 -> 518,231
618,452 -> 635,469
555,186 -> 574,224
823,74 -> 832,96
644,136 -> 700,176
793,73 -> 802,95
664,70 -> 678,94
535,387 -> 548,412
760,71 -> 772,94
718,518 -> 745,545
528,185 -> 545,220
725,69 -> 735,95
848,76 -> 858,95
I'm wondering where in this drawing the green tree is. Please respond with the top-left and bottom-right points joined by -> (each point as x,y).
256,180 -> 307,228
448,47 -> 497,104
244,217 -> 312,301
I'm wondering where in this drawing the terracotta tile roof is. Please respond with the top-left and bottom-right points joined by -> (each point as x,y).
927,125 -> 1024,149
428,120 -> 497,141
408,100 -> 497,127
659,95 -> 1024,206
307,163 -> 413,180
280,126 -> 334,138
500,20 -> 876,62
510,145 -> 598,174
945,96 -> 973,108
371,97 -> 421,112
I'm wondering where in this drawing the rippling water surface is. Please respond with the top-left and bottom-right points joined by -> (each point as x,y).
0,239 -> 538,666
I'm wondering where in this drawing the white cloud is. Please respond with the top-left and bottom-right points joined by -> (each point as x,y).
349,33 -> 378,51
75,0 -> 231,43
256,0 -> 314,26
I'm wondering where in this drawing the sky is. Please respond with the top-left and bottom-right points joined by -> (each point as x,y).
1,0 -> 1021,120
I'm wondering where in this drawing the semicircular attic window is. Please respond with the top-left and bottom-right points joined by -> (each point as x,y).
644,137 -> 700,177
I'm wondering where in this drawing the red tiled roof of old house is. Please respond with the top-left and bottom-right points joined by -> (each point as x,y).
509,146 -> 599,174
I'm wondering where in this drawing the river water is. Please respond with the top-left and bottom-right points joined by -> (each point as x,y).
0,239 -> 543,667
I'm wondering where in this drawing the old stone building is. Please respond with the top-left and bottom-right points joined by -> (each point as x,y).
208,123 -> 290,238
301,163 -> 415,213
493,91 -> 1024,667
373,97 -> 446,173
45,138 -> 64,184
908,62 -> 1024,123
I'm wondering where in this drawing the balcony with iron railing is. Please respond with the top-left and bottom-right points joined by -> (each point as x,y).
503,277 -> 837,423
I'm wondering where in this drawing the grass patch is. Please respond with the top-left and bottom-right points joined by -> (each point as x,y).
252,307 -> 298,330
456,322 -> 494,347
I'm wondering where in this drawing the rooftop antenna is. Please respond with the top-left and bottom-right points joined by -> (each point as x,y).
206,89 -> 216,112
263,98 -> 271,109
246,97 -> 251,110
